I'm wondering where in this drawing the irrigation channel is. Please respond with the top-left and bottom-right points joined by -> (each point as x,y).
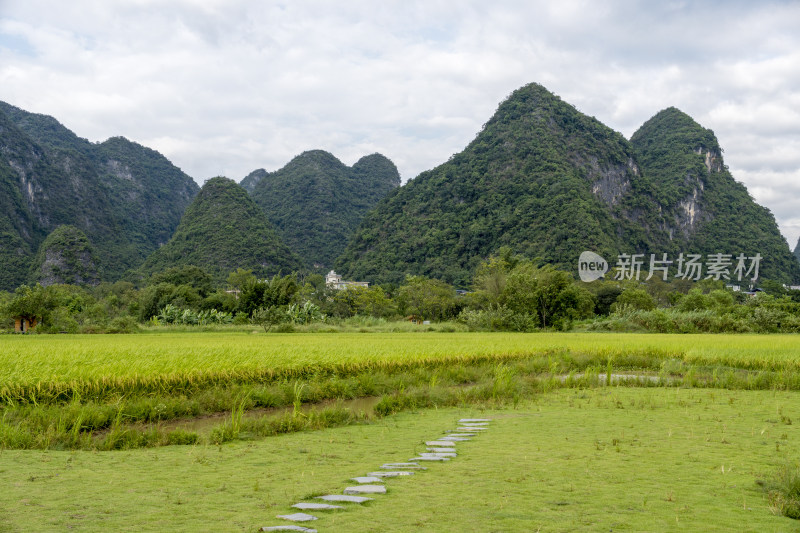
259,418 -> 493,532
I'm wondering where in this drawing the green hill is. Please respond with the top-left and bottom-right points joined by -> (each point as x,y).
336,83 -> 670,286
631,108 -> 800,283
30,225 -> 101,286
0,101 -> 199,289
337,83 -> 798,285
139,177 -> 303,282
248,150 -> 400,269
794,238 -> 800,266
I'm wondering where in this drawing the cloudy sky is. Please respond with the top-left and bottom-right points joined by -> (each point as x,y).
1,0 -> 799,247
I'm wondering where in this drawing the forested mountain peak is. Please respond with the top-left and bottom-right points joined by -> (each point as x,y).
337,82 -> 799,285
631,106 -> 800,282
0,101 -> 91,155
138,176 -> 303,282
352,153 -> 402,188
336,82 -> 666,286
248,149 -> 400,269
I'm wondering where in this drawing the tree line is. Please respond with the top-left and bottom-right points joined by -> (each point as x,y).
2,249 -> 800,334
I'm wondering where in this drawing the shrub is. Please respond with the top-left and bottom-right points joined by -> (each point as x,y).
107,316 -> 140,334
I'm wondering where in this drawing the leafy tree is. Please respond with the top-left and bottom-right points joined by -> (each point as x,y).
5,284 -> 55,324
239,274 -> 299,317
226,268 -> 256,292
138,282 -> 204,321
395,275 -> 459,321
252,306 -> 288,332
610,288 -> 656,313
677,289 -> 709,312
503,264 -> 594,329
150,265 -> 214,297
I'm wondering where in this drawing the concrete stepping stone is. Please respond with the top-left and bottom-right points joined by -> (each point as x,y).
351,476 -> 384,484
292,502 -> 343,511
260,526 -> 318,532
459,418 -> 492,423
441,436 -> 471,441
460,423 -> 490,427
456,426 -> 487,431
344,485 -> 387,495
409,456 -> 450,461
420,452 -> 457,458
427,447 -> 457,453
276,513 -> 317,522
368,471 -> 415,477
426,441 -> 456,447
380,463 -> 427,470
317,494 -> 373,503
446,433 -> 475,438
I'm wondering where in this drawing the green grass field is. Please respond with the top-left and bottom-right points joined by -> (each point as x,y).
2,331 -> 800,530
2,388 -> 799,531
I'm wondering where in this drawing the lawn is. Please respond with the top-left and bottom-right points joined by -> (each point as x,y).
1,387 -> 798,532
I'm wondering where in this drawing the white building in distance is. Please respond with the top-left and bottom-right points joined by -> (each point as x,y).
326,270 -> 369,290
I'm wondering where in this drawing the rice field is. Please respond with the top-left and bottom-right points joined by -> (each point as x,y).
2,331 -> 800,452
3,331 -> 800,390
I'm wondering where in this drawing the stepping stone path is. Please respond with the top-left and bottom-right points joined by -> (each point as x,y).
261,416 -> 492,531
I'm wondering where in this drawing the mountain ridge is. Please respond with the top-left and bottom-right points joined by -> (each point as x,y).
0,101 -> 199,289
248,149 -> 400,269
336,83 -> 799,285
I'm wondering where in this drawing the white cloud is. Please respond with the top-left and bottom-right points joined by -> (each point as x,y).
1,0 -> 799,247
